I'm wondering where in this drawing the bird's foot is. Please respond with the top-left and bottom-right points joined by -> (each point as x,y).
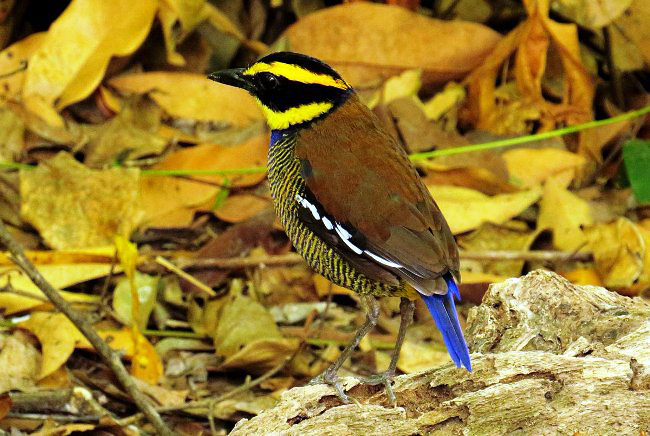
309,367 -> 350,404
358,370 -> 397,405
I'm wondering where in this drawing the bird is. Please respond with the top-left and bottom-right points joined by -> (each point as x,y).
208,52 -> 471,403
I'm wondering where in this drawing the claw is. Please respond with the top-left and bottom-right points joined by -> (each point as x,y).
358,370 -> 397,405
309,367 -> 350,403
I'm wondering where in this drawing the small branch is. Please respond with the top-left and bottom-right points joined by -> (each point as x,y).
0,222 -> 173,436
171,250 -> 592,271
119,358 -> 288,426
174,253 -> 304,270
155,255 -> 216,296
460,250 -> 593,262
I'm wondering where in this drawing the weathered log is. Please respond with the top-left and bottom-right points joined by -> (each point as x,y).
231,270 -> 650,435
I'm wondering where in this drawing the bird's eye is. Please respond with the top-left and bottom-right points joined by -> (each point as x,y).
258,72 -> 279,90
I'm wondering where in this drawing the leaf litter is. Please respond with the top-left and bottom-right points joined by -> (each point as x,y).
0,0 -> 648,433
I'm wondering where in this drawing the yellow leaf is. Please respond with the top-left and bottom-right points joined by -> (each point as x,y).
130,330 -> 163,384
427,185 -> 542,234
109,72 -> 262,127
537,175 -> 593,252
20,312 -> 87,379
23,0 -> 157,126
0,264 -> 105,314
0,33 -> 46,102
502,148 -> 585,187
20,153 -> 142,249
381,69 -> 421,105
561,267 -> 604,287
158,0 -> 211,66
584,218 -> 645,288
422,82 -> 466,121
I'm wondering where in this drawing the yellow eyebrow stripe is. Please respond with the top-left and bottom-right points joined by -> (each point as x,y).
244,62 -> 348,90
259,101 -> 334,130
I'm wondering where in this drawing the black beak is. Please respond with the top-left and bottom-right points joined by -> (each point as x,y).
208,68 -> 255,93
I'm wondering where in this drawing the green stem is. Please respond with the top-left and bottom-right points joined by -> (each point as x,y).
2,105 -> 649,176
142,329 -> 207,339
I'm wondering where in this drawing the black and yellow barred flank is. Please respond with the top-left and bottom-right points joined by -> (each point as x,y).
209,52 -> 471,399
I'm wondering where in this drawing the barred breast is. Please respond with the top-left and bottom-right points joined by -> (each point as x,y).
267,132 -> 399,297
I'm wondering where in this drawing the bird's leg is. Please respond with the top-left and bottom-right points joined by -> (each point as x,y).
310,295 -> 380,403
359,297 -> 415,405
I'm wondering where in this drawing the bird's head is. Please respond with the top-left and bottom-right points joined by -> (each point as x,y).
208,52 -> 353,131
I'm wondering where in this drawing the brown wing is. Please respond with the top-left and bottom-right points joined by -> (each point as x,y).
295,95 -> 459,295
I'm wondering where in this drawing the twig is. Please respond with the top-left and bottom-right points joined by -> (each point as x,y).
119,358 -> 288,426
174,253 -> 304,270
155,255 -> 216,296
460,250 -> 593,262
0,222 -> 173,436
171,250 -> 592,271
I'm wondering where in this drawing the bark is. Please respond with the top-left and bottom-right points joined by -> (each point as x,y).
231,270 -> 650,435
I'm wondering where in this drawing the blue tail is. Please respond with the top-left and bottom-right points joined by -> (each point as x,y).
421,274 -> 472,371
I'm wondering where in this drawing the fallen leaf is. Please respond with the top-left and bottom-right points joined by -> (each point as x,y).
217,337 -> 300,374
20,153 -> 142,249
551,0 -> 632,28
0,331 -> 40,392
585,218 -> 646,288
20,312 -> 87,379
466,0 -> 594,131
502,147 -> 585,187
0,106 -> 25,162
157,0 -> 211,66
130,330 -> 163,384
428,185 -> 542,234
424,166 -> 519,196
23,0 -> 157,126
313,273 -> 354,298
84,98 -> 167,168
214,194 -> 271,223
113,273 -> 159,330
213,293 -> 282,358
139,135 -> 268,227
109,72 -> 262,127
285,2 -> 501,87
0,263 -> 106,314
609,0 -> 650,71
537,175 -> 593,252
459,222 -> 539,277
422,82 -> 466,121
0,393 -> 10,421
381,69 -> 421,105
0,32 -> 46,102
561,267 -> 604,287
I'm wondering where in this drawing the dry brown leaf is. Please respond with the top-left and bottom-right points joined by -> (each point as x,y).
424,166 -> 519,195
109,72 -> 262,127
585,218 -> 646,289
537,175 -> 593,252
213,293 -> 282,358
285,2 -> 501,87
20,312 -> 87,379
22,0 -> 157,126
157,0 -> 211,66
459,222 -> 539,277
214,194 -> 271,223
503,147 -> 586,187
428,185 -> 542,234
0,331 -> 40,392
467,0 -> 594,131
20,153 -> 142,249
610,0 -> 650,71
139,135 -> 267,227
551,0 -> 632,29
0,32 -> 46,102
217,337 -> 301,375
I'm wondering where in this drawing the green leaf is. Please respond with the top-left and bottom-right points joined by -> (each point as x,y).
623,139 -> 650,205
